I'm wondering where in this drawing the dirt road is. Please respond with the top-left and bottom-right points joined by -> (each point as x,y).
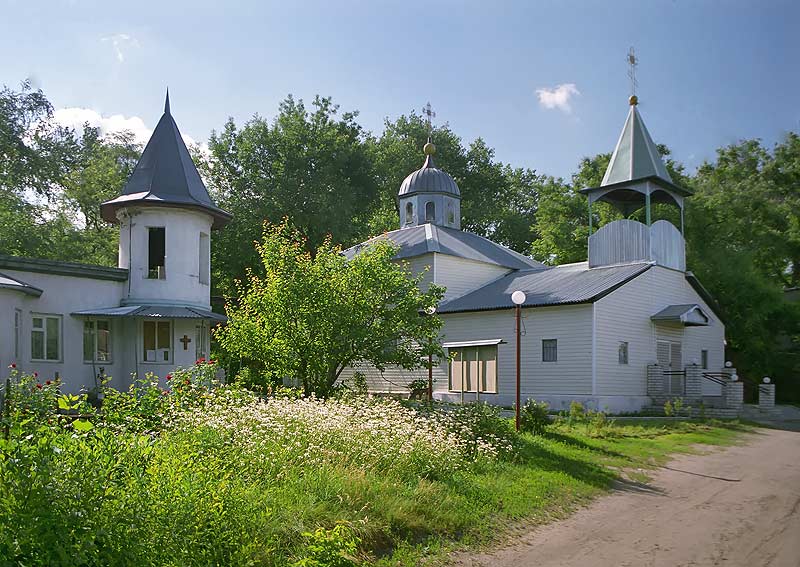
451,428 -> 800,567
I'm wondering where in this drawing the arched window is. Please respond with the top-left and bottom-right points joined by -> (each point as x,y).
446,202 -> 455,225
425,201 -> 436,222
405,202 -> 413,225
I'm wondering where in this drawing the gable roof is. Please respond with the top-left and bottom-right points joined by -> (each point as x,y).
100,92 -> 231,229
602,104 -> 673,187
344,224 -> 545,270
437,261 -> 652,313
651,303 -> 710,326
0,271 -> 43,296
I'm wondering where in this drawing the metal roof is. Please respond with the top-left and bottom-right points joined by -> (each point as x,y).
100,91 -> 232,229
437,261 -> 652,313
0,254 -> 128,281
72,304 -> 226,322
344,224 -> 544,270
602,104 -> 672,186
0,271 -> 43,296
651,303 -> 710,326
398,153 -> 460,197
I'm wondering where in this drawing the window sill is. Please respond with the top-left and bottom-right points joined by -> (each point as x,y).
30,359 -> 62,364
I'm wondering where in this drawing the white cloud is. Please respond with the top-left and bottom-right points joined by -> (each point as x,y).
535,83 -> 580,114
101,33 -> 140,63
52,107 -> 204,152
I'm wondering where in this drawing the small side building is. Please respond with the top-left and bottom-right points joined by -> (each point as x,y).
0,93 -> 230,392
342,96 -> 726,413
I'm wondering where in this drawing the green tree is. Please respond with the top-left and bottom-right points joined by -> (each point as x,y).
216,221 -> 444,396
205,95 -> 379,296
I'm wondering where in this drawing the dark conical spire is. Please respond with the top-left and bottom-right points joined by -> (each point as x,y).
100,92 -> 231,229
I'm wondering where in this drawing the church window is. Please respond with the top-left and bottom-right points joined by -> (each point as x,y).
425,201 -> 436,222
448,345 -> 497,393
195,324 -> 208,361
14,309 -> 21,360
142,320 -> 171,363
199,232 -> 210,285
83,320 -> 112,363
542,339 -> 558,362
447,202 -> 455,225
618,341 -> 629,365
147,227 -> 166,279
31,314 -> 61,361
405,202 -> 414,225
701,349 -> 708,369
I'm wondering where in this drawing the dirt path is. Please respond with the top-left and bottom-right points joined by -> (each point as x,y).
450,428 -> 800,567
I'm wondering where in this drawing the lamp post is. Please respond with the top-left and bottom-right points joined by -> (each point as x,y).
511,290 -> 526,431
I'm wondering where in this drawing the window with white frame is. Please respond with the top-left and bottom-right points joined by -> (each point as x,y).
618,341 -> 629,365
14,308 -> 21,360
83,320 -> 112,363
199,232 -> 210,285
142,320 -> 172,362
542,339 -> 558,362
195,324 -> 208,361
448,345 -> 497,393
31,314 -> 61,361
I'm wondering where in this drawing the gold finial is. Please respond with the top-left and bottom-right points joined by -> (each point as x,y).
629,95 -> 638,106
424,141 -> 436,156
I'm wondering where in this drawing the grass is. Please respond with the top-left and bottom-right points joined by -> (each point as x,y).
0,367 -> 750,566
375,418 -> 748,565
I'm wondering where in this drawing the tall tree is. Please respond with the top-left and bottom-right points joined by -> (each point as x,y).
205,95 -> 379,295
216,221 -> 444,396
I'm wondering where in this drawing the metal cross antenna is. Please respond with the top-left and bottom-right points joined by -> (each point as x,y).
627,47 -> 638,98
422,101 -> 436,133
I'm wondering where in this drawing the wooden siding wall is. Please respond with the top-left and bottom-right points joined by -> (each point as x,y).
433,254 -> 511,301
589,219 -> 686,271
340,304 -> 594,398
397,253 -> 434,291
594,266 -> 725,396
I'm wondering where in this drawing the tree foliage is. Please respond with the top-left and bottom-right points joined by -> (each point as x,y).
216,221 -> 444,396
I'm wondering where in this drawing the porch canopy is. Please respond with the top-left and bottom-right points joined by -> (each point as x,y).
651,304 -> 710,326
72,304 -> 226,322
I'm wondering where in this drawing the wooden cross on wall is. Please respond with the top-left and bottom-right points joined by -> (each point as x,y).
180,335 -> 192,350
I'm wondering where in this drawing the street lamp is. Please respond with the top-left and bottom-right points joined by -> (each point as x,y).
511,290 -> 526,431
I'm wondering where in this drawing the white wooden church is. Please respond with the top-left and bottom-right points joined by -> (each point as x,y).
0,94 -> 229,392
342,95 -> 726,412
0,92 -> 726,412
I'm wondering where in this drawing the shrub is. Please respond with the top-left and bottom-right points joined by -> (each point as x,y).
568,400 -> 586,424
291,524 -> 361,567
519,399 -> 550,435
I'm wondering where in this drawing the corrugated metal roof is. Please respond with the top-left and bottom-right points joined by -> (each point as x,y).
100,91 -> 232,229
437,262 -> 652,313
398,154 -> 460,197
72,304 -> 227,322
344,224 -> 544,270
0,271 -> 42,296
651,303 -> 710,326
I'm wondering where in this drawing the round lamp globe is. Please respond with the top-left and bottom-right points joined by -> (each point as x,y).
511,291 -> 527,305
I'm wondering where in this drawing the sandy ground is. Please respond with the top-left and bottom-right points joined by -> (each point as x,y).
450,427 -> 800,567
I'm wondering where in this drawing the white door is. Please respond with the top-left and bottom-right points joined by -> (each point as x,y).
657,340 -> 683,394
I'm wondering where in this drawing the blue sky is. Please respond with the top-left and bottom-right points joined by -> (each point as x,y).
2,0 -> 797,179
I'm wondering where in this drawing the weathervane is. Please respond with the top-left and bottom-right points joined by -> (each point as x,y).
627,47 -> 639,103
422,101 -> 436,134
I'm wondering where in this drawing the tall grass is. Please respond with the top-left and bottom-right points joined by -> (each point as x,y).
0,365 -> 747,566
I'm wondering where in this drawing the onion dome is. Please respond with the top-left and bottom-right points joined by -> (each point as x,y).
398,139 -> 460,197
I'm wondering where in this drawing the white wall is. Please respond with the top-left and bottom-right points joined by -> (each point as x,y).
341,303 -> 594,409
594,265 -> 725,397
433,254 -> 510,301
117,206 -> 213,309
0,270 -> 126,392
